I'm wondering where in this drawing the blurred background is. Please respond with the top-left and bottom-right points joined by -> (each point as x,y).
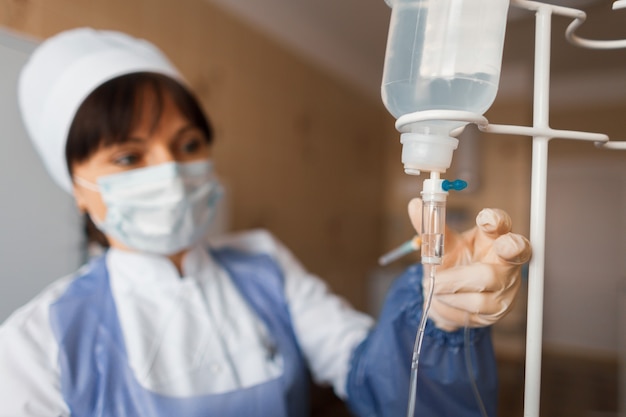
1,0 -> 625,415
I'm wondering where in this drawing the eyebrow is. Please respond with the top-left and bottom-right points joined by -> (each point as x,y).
174,125 -> 200,136
122,137 -> 148,145
124,124 -> 200,144
172,125 -> 204,142
97,136 -> 145,154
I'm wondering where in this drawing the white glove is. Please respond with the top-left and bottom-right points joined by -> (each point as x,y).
408,199 -> 532,332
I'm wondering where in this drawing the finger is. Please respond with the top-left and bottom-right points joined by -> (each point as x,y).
430,263 -> 517,294
470,209 -> 512,261
437,276 -> 520,316
465,312 -> 502,328
425,303 -> 464,332
493,233 -> 532,265
407,197 -> 462,246
436,288 -> 515,318
427,298 -> 498,330
429,282 -> 520,328
476,208 -> 512,237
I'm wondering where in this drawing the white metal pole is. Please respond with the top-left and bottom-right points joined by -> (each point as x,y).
524,5 -> 552,417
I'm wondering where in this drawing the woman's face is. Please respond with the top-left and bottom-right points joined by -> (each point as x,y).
71,88 -> 211,249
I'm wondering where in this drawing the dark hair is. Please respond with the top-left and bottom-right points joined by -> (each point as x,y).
65,72 -> 213,175
65,72 -> 213,249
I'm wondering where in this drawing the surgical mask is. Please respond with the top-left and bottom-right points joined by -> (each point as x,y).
75,160 -> 222,255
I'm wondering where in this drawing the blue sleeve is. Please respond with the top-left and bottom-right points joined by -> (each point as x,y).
345,264 -> 498,417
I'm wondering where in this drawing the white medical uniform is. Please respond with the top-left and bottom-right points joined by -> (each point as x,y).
0,229 -> 373,416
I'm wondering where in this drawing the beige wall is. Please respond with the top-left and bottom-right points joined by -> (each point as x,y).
1,0 -> 387,310
5,0 -> 621,317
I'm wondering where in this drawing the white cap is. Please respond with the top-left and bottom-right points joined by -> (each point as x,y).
400,132 -> 459,176
18,28 -> 182,193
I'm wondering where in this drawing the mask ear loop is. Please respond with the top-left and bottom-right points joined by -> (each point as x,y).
72,177 -> 106,226
73,176 -> 100,192
465,315 -> 489,417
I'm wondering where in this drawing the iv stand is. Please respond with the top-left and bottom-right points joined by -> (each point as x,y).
506,2 -> 626,416
394,2 -> 626,416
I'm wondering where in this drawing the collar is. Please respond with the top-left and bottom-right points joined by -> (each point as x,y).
106,245 -> 218,293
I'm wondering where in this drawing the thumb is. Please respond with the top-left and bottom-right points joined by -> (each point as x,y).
476,208 -> 512,238
407,198 -> 422,234
409,197 -> 468,269
471,208 -> 513,261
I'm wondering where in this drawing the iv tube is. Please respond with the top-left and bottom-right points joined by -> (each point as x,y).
375,175 -> 465,415
406,264 -> 436,417
405,172 -> 450,417
465,321 -> 489,417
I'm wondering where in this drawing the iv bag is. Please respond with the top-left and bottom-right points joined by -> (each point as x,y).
382,0 -> 510,125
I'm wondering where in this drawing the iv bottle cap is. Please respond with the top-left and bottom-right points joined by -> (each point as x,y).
400,133 -> 459,175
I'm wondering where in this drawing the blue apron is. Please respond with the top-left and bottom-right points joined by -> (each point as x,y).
49,248 -> 310,417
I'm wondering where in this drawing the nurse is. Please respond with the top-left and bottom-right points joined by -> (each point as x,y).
0,28 -> 531,417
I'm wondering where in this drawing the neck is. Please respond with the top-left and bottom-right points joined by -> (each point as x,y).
168,251 -> 187,276
107,238 -> 189,277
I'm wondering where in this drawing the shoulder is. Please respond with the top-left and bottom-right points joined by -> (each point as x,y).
0,268 -> 82,375
0,271 -> 79,416
1,270 -> 81,333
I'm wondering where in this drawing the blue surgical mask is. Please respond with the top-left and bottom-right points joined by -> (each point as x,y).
75,160 -> 222,255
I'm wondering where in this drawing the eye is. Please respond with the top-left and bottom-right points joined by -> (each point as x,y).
179,132 -> 208,155
181,138 -> 202,154
113,153 -> 141,167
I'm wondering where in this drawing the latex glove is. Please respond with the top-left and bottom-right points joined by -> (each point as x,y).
408,199 -> 532,332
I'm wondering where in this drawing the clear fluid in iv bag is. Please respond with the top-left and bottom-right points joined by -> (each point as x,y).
382,73 -> 499,123
381,0 -> 509,121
